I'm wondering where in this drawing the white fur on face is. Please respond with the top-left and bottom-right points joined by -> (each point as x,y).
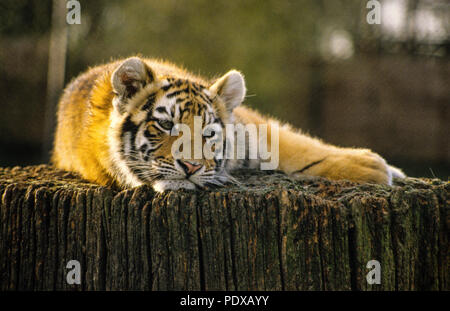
153,179 -> 196,192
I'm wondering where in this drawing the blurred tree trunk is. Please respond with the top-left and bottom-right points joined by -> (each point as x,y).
0,165 -> 448,290
42,0 -> 68,162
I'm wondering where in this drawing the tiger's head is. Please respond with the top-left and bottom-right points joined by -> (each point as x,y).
108,57 -> 246,192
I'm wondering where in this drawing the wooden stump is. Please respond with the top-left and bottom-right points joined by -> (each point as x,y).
0,165 -> 448,290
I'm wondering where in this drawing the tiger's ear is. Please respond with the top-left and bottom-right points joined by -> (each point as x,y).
111,57 -> 156,113
209,70 -> 246,111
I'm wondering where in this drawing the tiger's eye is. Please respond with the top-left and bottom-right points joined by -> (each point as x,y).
158,119 -> 174,131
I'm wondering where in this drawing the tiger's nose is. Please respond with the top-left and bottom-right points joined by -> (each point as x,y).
177,160 -> 203,176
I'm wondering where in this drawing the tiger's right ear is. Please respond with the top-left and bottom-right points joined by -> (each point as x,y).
111,57 -> 156,114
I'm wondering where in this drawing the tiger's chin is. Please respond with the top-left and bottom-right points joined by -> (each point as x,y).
152,179 -> 197,193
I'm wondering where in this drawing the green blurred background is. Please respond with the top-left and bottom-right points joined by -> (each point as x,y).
0,0 -> 448,179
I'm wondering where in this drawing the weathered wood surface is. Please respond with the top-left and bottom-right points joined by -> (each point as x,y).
0,165 -> 448,291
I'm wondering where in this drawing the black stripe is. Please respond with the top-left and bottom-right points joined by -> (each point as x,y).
293,158 -> 326,174
191,83 -> 202,92
121,116 -> 138,133
146,117 -> 159,122
138,144 -> 147,152
161,83 -> 173,91
150,124 -> 164,133
120,117 -> 146,183
143,149 -> 151,162
183,101 -> 193,107
121,116 -> 139,155
176,97 -> 187,103
143,129 -> 158,139
149,143 -> 162,152
141,93 -> 156,111
166,88 -> 189,98
196,91 -> 212,104
155,106 -> 168,114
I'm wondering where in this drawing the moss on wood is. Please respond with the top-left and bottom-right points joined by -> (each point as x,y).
0,165 -> 448,290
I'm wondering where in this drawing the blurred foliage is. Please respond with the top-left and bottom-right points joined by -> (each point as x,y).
0,0 -> 52,35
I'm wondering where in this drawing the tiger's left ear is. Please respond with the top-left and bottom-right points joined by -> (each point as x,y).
209,70 -> 246,111
111,57 -> 156,114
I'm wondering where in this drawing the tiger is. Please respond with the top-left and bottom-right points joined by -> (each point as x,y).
52,56 -> 405,192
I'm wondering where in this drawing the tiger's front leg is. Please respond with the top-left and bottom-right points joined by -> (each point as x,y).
287,147 -> 406,185
233,106 -> 405,185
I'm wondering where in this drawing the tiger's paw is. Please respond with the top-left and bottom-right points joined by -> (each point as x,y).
388,164 -> 406,179
293,149 -> 406,185
328,149 -> 407,185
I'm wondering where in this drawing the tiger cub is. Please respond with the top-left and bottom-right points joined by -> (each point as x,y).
52,56 -> 405,191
